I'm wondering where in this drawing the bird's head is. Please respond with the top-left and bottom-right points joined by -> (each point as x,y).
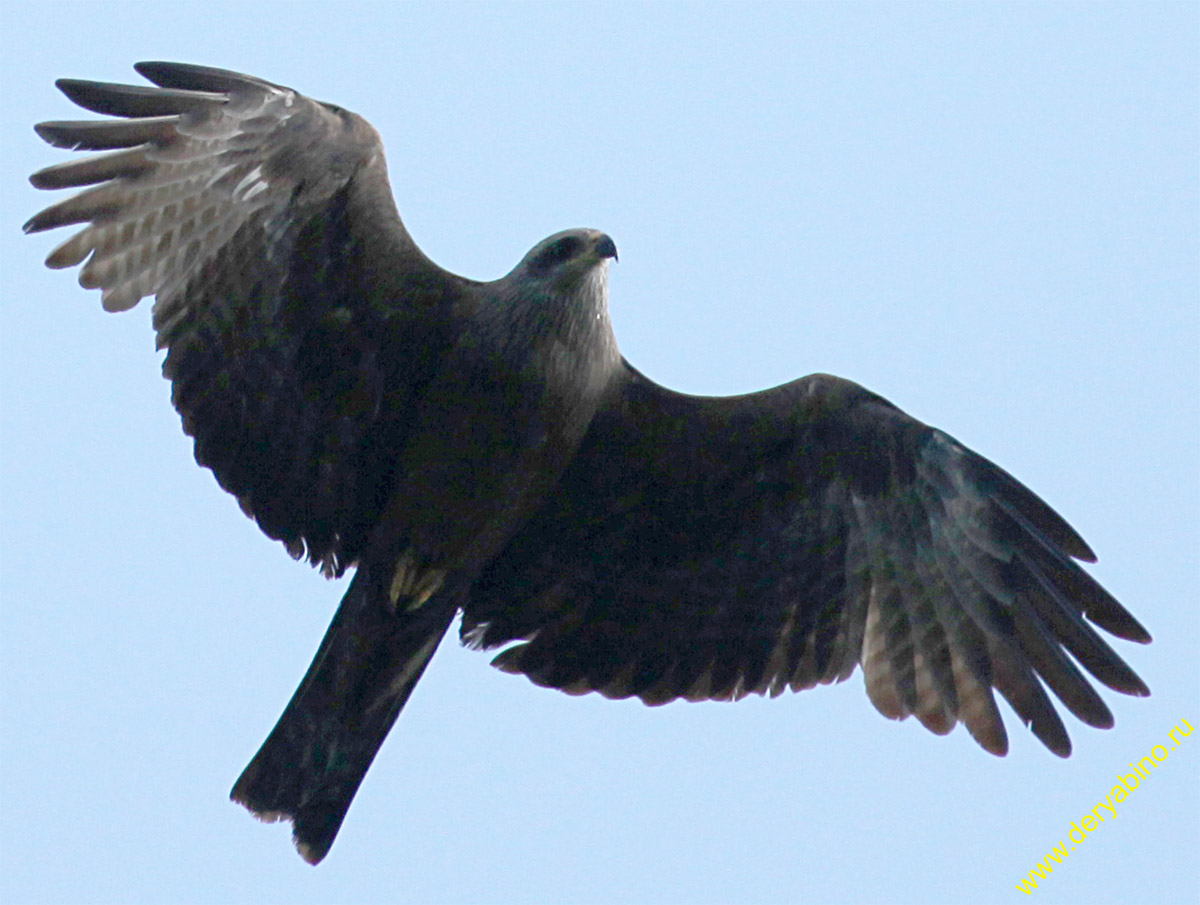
516,228 -> 618,295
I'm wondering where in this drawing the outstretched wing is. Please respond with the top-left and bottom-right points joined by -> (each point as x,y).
26,63 -> 476,573
464,364 -> 1150,756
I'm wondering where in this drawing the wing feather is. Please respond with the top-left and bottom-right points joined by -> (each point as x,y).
53,77 -> 225,116
35,116 -> 181,151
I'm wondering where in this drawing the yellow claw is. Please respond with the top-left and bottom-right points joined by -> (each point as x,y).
388,549 -> 419,610
388,549 -> 445,611
408,569 -> 446,611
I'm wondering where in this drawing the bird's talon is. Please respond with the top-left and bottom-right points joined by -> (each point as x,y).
407,570 -> 445,610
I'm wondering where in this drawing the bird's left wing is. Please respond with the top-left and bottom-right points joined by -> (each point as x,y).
26,63 -> 477,574
463,363 -> 1150,756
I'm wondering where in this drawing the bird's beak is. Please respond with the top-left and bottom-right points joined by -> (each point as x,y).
594,233 -> 618,262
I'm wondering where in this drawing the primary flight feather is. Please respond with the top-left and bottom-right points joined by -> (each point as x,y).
26,62 -> 1151,865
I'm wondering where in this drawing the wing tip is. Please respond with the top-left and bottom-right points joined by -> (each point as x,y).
32,121 -> 62,147
133,60 -> 204,86
1032,718 -> 1073,758
1072,542 -> 1098,565
1109,625 -> 1152,647
1125,675 -> 1152,699
53,78 -> 101,107
133,60 -> 179,77
973,726 -> 1009,757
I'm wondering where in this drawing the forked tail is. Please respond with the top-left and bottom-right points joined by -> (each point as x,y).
231,564 -> 457,864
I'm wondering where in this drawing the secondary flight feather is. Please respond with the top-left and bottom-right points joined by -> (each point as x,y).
26,62 -> 1151,865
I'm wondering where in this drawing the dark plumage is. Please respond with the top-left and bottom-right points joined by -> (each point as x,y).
26,62 -> 1151,865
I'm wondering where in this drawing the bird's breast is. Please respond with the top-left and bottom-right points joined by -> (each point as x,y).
367,325 -> 614,576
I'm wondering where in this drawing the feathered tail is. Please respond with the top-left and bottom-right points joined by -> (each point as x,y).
231,564 -> 457,864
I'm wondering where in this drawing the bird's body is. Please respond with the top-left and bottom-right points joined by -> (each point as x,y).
27,62 -> 1151,865
373,235 -> 619,578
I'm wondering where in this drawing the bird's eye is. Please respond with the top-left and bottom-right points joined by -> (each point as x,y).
537,235 -> 583,270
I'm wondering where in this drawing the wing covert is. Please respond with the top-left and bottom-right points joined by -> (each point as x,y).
464,364 -> 1151,756
26,62 -> 475,573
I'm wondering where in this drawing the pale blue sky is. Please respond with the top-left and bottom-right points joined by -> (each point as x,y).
1,3 -> 1196,904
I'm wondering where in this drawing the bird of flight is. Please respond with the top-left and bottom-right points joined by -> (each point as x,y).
25,62 -> 1151,865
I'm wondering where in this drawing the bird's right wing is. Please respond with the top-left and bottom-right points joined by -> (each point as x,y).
26,62 -> 477,573
465,364 -> 1150,757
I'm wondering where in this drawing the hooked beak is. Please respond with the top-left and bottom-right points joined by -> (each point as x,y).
594,233 -> 618,262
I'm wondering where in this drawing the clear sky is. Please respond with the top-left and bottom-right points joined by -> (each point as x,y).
1,3 -> 1196,904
